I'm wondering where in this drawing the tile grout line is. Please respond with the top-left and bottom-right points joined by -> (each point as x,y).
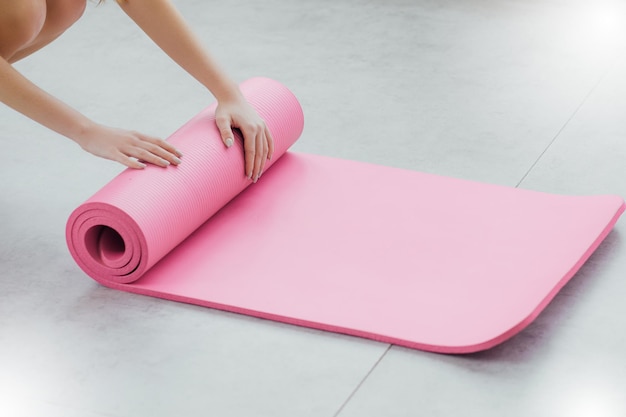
329,59 -> 616,417
326,67 -> 607,417
514,68 -> 611,189
332,344 -> 392,417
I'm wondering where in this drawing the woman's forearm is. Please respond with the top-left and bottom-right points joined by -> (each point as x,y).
117,0 -> 273,180
0,57 -> 93,142
0,56 -> 182,169
117,0 -> 241,102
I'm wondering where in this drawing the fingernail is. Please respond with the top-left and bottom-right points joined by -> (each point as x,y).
225,138 -> 234,148
173,156 -> 182,164
162,159 -> 170,166
175,149 -> 183,157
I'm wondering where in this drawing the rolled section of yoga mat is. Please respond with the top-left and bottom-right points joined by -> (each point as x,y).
66,77 -> 304,284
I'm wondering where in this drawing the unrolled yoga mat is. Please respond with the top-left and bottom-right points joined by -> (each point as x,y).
67,77 -> 625,354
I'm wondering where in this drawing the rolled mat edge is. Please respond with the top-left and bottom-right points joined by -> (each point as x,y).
66,77 -> 305,284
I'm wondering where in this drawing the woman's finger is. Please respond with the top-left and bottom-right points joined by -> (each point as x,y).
243,130 -> 256,179
136,134 -> 182,165
129,147 -> 171,168
136,135 -> 182,165
265,125 -> 274,161
252,130 -> 264,182
115,151 -> 146,169
146,135 -> 183,157
215,114 -> 235,148
259,132 -> 268,178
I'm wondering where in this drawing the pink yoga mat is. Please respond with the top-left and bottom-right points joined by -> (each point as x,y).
67,78 -> 625,353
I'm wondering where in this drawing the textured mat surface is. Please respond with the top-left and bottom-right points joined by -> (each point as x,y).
66,78 -> 625,353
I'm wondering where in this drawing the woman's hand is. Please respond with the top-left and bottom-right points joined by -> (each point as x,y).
76,122 -> 183,169
1,58 -> 184,170
116,0 -> 274,179
117,0 -> 274,180
215,96 -> 274,182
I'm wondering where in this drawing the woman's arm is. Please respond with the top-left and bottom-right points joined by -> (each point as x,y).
0,56 -> 182,169
117,0 -> 274,181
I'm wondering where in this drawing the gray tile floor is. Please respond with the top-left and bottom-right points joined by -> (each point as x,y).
1,0 -> 625,416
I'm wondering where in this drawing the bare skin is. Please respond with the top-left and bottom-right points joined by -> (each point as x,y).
0,0 -> 273,181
